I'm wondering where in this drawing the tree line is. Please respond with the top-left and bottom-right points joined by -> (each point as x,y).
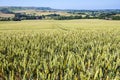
0,12 -> 120,21
0,13 -> 83,21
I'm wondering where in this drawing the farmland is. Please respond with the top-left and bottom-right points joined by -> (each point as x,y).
0,19 -> 120,80
0,12 -> 14,18
1,7 -> 120,21
14,10 -> 72,16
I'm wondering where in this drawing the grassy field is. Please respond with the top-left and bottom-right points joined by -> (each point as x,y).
0,12 -> 14,18
0,19 -> 120,80
0,19 -> 120,31
14,10 -> 73,16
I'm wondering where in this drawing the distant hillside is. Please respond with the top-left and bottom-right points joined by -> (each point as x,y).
0,6 -> 53,13
0,6 -> 120,21
1,6 -> 120,13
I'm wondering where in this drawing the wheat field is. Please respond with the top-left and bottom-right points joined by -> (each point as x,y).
0,19 -> 120,80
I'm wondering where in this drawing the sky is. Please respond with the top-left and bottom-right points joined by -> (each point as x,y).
0,0 -> 120,10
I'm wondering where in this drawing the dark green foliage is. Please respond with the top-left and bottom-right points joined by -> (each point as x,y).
0,17 -> 13,21
111,16 -> 120,20
54,15 -> 82,20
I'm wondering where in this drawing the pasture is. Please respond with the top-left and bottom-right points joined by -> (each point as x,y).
0,12 -> 14,18
14,10 -> 72,16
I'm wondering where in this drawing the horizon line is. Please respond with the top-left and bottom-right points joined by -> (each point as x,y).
0,6 -> 120,10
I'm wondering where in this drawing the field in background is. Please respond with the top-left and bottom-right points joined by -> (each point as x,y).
0,19 -> 120,80
0,10 -> 73,18
0,19 -> 120,31
0,12 -> 14,18
14,10 -> 73,16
